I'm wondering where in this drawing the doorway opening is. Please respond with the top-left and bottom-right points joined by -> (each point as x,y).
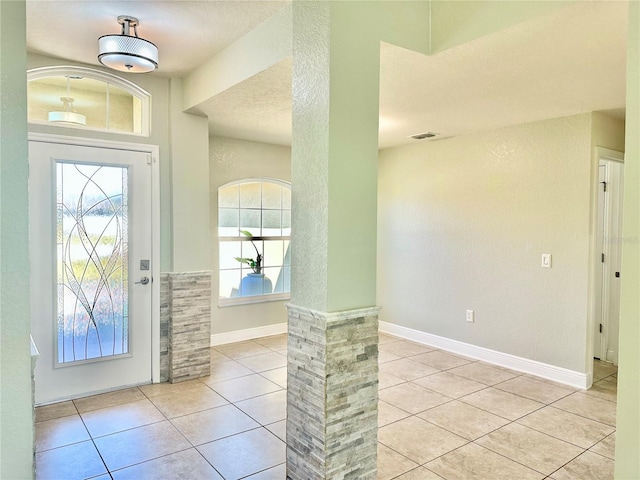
592,147 -> 624,368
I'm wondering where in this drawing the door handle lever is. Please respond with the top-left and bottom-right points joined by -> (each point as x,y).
135,276 -> 150,285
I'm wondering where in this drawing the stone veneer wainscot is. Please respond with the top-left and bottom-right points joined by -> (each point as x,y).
160,271 -> 212,383
286,304 -> 379,479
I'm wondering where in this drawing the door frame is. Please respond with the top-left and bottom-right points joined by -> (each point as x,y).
29,132 -> 161,385
587,147 -> 624,383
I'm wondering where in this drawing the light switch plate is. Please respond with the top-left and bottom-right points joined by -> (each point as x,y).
541,254 -> 552,268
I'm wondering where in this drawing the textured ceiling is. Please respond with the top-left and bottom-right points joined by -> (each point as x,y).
26,0 -> 289,77
26,1 -> 627,148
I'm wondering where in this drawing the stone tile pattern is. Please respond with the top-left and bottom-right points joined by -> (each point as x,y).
286,304 -> 379,480
159,274 -> 171,382
161,272 -> 212,383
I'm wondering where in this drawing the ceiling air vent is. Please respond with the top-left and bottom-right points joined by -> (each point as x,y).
410,132 -> 438,140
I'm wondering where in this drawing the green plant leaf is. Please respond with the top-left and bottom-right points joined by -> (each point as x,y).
234,257 -> 253,265
239,229 -> 253,238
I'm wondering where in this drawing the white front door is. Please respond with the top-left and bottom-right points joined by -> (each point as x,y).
30,141 -> 153,404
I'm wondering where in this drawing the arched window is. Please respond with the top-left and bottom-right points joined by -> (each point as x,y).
218,179 -> 291,305
27,66 -> 150,136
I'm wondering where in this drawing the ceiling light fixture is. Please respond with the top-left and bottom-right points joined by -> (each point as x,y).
48,76 -> 86,126
98,16 -> 158,73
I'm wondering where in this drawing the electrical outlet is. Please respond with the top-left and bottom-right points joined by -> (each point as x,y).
466,310 -> 474,323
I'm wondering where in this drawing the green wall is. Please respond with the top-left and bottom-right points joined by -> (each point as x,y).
0,1 -> 34,478
615,2 -> 640,477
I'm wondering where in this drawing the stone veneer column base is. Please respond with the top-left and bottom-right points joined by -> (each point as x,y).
286,304 -> 379,480
160,271 -> 212,383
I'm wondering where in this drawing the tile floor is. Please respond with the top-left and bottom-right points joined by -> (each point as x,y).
35,333 -> 618,480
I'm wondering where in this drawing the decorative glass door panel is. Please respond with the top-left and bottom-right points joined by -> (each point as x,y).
30,141 -> 153,404
56,162 -> 129,364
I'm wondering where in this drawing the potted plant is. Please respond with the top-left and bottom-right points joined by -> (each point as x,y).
234,230 -> 272,296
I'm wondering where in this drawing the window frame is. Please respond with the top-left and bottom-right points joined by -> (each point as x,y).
218,178 -> 291,307
27,66 -> 151,137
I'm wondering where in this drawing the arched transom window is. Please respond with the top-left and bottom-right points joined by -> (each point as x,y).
27,66 -> 150,136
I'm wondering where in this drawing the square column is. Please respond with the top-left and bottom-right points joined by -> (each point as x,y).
286,304 -> 379,479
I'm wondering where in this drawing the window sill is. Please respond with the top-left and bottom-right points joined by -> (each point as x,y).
218,293 -> 290,308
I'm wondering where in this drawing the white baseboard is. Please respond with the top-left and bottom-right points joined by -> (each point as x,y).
379,321 -> 589,389
210,323 -> 288,346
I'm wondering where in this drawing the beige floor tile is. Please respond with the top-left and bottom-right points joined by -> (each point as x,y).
378,416 -> 467,464
593,361 -> 617,382
550,451 -> 614,480
199,360 -> 254,384
81,398 -> 165,438
411,350 -> 473,370
413,371 -> 487,398
379,358 -> 440,381
138,379 -> 204,399
73,387 -> 145,413
517,406 -> 614,449
589,432 -> 615,459
552,392 -> 617,426
210,348 -> 231,364
476,423 -> 584,476
36,441 -> 107,480
378,333 -> 401,345
379,382 -> 451,414
210,374 -> 282,403
214,341 -> 273,360
393,467 -> 443,480
244,463 -> 287,479
35,401 -> 77,423
447,362 -> 521,386
110,448 -> 223,480
94,421 -> 191,471
170,403 -> 259,446
460,387 -> 544,420
236,390 -> 287,425
197,428 -> 285,480
426,442 -> 544,480
265,419 -> 286,442
379,340 -> 435,358
418,400 -> 509,440
378,400 -> 411,427
378,371 -> 406,390
376,442 -> 419,480
237,351 -> 287,373
494,376 -> 576,404
260,366 -> 287,388
378,350 -> 402,364
35,414 -> 90,452
253,334 -> 288,350
586,379 -> 617,402
149,385 -> 228,418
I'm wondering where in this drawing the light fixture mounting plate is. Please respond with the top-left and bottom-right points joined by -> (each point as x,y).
117,16 -> 139,27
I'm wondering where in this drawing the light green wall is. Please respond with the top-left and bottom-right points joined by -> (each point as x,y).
430,0 -> 572,53
291,0 -> 431,313
26,54 -> 174,272
209,136 -> 291,334
615,2 -> 640,477
0,1 -> 34,478
378,114 -> 603,373
169,78 -> 211,272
